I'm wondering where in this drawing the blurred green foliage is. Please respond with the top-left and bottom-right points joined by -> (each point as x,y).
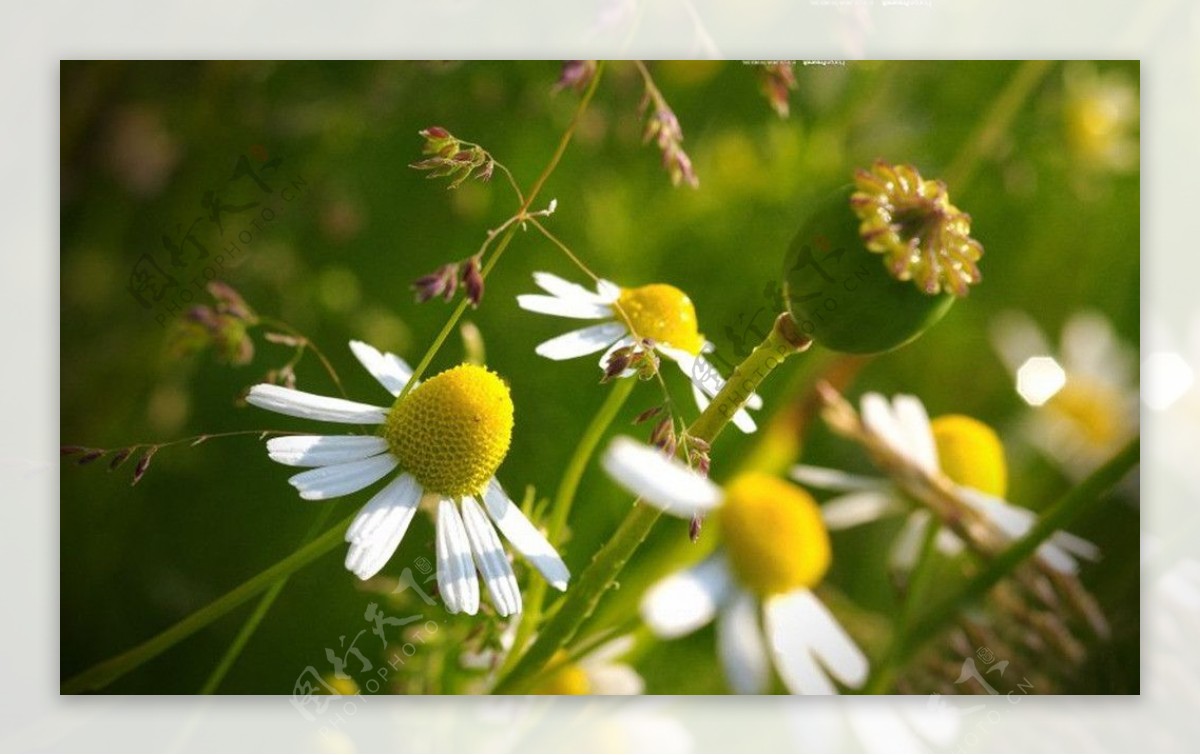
61,60 -> 1139,694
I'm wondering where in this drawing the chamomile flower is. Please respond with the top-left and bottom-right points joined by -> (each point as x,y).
246,340 -> 569,617
517,272 -> 762,432
990,309 -> 1138,480
602,437 -> 868,695
792,392 -> 1099,576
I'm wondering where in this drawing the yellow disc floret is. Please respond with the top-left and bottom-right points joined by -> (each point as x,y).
930,414 -> 1007,498
615,283 -> 706,356
717,473 -> 831,597
530,651 -> 591,695
1046,380 -> 1123,449
384,364 -> 513,498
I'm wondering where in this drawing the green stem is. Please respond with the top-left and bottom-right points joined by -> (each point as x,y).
492,315 -> 810,694
865,514 -> 940,694
198,505 -> 335,693
890,436 -> 1139,673
63,512 -> 355,694
502,377 -> 637,677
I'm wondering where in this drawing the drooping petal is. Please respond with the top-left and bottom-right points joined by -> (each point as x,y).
516,293 -> 613,320
246,384 -> 389,424
688,381 -> 759,434
267,435 -> 389,468
860,392 -> 908,459
601,436 -> 723,519
481,478 -> 570,590
765,588 -> 868,694
460,496 -> 522,617
436,498 -> 480,615
349,340 -> 415,397
534,322 -> 627,361
791,464 -> 889,493
820,491 -> 903,530
640,555 -> 732,638
344,473 -> 423,579
597,335 -> 637,375
287,454 -> 398,500
889,509 -> 934,574
716,590 -> 771,694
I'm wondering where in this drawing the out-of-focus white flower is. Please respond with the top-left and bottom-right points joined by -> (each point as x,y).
602,437 -> 868,695
991,309 -> 1138,480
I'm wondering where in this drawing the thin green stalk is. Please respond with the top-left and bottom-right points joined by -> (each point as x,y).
889,436 -> 1139,676
63,512 -> 355,694
944,60 -> 1054,191
502,377 -> 637,676
198,505 -> 335,693
493,315 -> 811,693
396,62 -> 605,401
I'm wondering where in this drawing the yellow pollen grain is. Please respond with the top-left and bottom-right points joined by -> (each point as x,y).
930,414 -> 1008,498
383,364 -> 513,498
614,283 -> 705,355
717,473 -> 831,598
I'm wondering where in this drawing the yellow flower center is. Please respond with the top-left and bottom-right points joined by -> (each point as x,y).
717,473 -> 831,597
383,364 -> 513,498
614,284 -> 705,355
930,414 -> 1007,498
531,651 -> 591,695
1045,379 -> 1124,449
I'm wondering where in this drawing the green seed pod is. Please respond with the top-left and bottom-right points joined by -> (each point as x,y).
783,161 -> 983,354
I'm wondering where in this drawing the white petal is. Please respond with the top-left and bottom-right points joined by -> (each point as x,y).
246,384 -> 388,424
716,590 -> 770,694
344,473 -> 423,579
517,293 -> 613,319
892,394 -> 938,475
990,310 -> 1051,374
349,340 -> 414,397
436,498 -> 480,615
287,454 -> 398,500
267,435 -> 389,468
890,509 -> 933,574
790,464 -> 888,493
534,322 -> 626,361
585,635 -> 636,665
1062,310 -> 1120,378
765,588 -> 868,693
640,556 -> 731,638
820,491 -> 902,530
532,271 -> 609,304
481,478 -> 570,590
460,496 -> 522,617
674,352 -> 764,409
1051,530 -> 1102,563
601,437 -> 723,519
860,393 -> 908,460
595,279 -> 622,303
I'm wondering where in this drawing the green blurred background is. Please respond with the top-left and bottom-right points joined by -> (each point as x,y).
60,60 -> 1139,694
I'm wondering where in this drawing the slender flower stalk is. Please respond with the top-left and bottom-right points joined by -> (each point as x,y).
492,314 -> 812,694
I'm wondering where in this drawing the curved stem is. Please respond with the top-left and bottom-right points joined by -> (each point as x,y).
492,315 -> 811,694
63,512 -> 355,694
502,376 -> 637,676
197,505 -> 335,693
257,317 -> 348,399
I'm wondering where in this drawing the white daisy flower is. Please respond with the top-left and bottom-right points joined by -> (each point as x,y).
602,437 -> 868,695
246,340 -> 569,617
517,272 -> 762,433
792,392 -> 1099,576
990,309 -> 1138,481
